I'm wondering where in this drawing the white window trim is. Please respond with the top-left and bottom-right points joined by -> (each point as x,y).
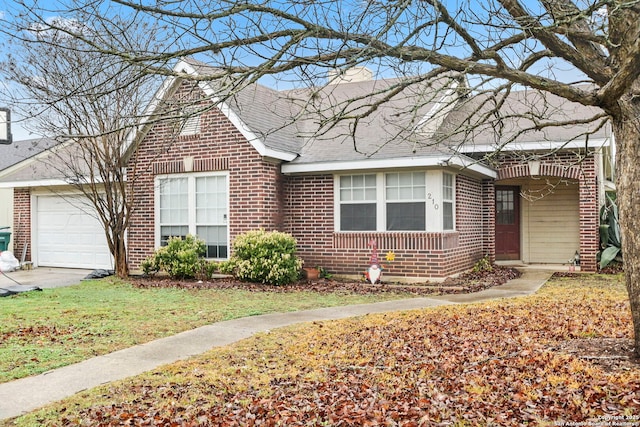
442,172 -> 456,231
334,170 -> 456,233
154,171 -> 230,259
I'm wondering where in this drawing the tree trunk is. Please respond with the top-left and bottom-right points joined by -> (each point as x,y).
612,102 -> 640,357
113,235 -> 129,279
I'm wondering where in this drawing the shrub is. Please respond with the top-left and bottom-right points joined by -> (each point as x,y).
201,261 -> 220,280
226,229 -> 303,285
143,235 -> 207,279
472,255 -> 493,273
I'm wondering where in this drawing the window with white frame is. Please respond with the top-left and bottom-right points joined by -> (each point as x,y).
442,172 -> 455,230
157,172 -> 228,258
339,174 -> 377,231
386,172 -> 426,230
335,171 -> 455,232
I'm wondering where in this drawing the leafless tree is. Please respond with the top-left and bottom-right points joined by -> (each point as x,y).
0,13 -> 170,277
3,0 -> 640,354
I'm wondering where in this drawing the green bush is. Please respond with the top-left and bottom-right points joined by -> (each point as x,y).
226,229 -> 303,285
472,255 -> 493,273
142,235 -> 207,279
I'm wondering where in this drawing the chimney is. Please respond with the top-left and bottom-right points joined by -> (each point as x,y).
327,67 -> 373,85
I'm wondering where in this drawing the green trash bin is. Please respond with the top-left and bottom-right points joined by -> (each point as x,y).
0,231 -> 11,252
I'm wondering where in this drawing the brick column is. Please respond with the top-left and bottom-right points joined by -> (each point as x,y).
578,157 -> 599,272
12,188 -> 31,262
482,179 -> 496,263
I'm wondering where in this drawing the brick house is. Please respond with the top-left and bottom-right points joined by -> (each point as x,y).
0,58 -> 613,278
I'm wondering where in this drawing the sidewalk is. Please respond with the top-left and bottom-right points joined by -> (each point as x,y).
0,267 -> 555,420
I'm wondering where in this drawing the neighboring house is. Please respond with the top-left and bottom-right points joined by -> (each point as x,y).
0,138 -> 57,254
0,58 -> 615,277
0,138 -> 113,269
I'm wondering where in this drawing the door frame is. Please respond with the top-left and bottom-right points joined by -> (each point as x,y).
495,185 -> 521,261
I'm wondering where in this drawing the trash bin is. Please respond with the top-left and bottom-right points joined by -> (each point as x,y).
0,229 -> 11,252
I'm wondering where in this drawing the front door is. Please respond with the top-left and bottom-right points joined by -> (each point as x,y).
495,186 -> 520,260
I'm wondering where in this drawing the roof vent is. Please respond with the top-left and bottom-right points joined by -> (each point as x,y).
327,67 -> 373,85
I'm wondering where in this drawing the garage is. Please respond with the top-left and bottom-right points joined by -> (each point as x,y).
35,195 -> 113,269
523,180 -> 580,264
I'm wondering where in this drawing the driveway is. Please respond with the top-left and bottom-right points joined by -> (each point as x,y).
0,267 -> 93,289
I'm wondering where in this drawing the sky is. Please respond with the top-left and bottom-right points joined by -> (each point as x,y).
0,3 -> 29,141
0,0 -> 594,144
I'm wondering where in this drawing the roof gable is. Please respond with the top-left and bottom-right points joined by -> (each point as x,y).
168,58 -> 469,166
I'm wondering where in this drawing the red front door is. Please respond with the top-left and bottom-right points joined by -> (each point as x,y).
495,186 -> 521,260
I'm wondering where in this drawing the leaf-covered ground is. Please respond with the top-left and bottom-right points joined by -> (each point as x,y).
12,273 -> 639,427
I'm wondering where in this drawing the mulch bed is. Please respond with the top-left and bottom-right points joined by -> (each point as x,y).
130,265 -> 522,296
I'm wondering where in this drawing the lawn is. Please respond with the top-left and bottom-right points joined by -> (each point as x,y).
3,273 -> 638,426
0,277 -> 425,383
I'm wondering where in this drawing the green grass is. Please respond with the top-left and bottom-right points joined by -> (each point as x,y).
0,278 -> 417,382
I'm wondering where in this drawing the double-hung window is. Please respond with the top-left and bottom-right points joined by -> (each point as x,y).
157,172 -> 228,259
442,172 -> 455,230
386,172 -> 426,231
339,174 -> 377,231
335,171 -> 455,232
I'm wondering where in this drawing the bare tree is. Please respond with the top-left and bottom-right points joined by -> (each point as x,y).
0,13 -> 169,277
3,0 -> 640,353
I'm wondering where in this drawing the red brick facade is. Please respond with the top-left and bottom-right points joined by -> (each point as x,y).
126,83 -> 492,278
268,173 -> 488,278
10,82 -> 602,278
127,83 -> 286,268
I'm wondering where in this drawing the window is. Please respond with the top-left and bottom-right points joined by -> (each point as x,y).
157,173 -> 228,258
335,171 -> 455,232
442,173 -> 455,230
159,177 -> 188,245
385,172 -> 426,230
339,174 -> 377,231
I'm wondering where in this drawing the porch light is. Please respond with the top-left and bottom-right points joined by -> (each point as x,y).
528,160 -> 541,176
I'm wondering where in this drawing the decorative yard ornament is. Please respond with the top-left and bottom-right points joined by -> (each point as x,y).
366,239 -> 382,284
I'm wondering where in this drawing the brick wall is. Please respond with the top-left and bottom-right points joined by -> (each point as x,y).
577,156 -> 599,272
482,179 -> 496,262
127,81 -> 285,269
12,188 -> 31,262
283,173 -> 486,278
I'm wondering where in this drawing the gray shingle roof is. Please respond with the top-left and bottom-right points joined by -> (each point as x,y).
437,88 -> 610,153
185,58 -> 463,163
284,75 -> 461,163
0,137 -> 58,173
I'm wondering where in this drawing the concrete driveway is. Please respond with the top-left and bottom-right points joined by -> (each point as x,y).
0,267 -> 94,289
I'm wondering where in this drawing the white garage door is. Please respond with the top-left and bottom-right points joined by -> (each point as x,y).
525,182 -> 580,264
36,195 -> 113,269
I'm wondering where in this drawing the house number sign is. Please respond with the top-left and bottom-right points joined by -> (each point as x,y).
427,193 -> 439,210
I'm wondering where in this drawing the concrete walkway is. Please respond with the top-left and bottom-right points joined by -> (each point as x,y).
0,267 -> 555,420
0,267 -> 93,289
